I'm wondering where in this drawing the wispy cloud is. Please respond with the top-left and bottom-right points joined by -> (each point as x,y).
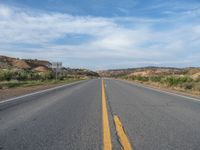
0,3 -> 200,69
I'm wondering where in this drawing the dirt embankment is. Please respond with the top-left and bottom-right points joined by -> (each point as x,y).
0,55 -> 51,72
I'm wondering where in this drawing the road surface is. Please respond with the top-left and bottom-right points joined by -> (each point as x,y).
0,79 -> 200,150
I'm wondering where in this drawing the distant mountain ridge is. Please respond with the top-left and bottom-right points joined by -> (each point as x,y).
0,55 -> 99,77
98,66 -> 200,78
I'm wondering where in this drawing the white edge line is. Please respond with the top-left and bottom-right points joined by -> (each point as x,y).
116,79 -> 200,102
0,80 -> 87,104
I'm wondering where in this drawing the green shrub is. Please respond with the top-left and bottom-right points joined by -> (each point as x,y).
16,71 -> 28,81
150,76 -> 162,82
44,71 -> 54,80
0,70 -> 13,81
0,71 -> 4,81
31,73 -> 41,80
132,76 -> 149,82
163,76 -> 193,86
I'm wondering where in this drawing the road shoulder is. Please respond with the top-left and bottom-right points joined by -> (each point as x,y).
117,79 -> 200,101
0,80 -> 86,102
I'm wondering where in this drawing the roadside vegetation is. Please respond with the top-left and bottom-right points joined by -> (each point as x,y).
0,55 -> 99,91
0,69 -> 86,89
120,75 -> 200,95
99,67 -> 200,96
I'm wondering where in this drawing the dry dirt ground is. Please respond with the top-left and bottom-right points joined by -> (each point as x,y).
0,83 -> 66,101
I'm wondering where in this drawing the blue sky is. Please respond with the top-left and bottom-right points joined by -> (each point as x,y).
0,0 -> 200,70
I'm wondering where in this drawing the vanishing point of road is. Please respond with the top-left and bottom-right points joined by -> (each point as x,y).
0,79 -> 200,150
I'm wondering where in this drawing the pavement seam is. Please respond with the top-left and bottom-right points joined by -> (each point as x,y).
113,115 -> 133,150
104,79 -> 133,150
104,81 -> 123,149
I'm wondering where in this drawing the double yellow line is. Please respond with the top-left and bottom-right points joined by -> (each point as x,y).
102,79 -> 132,150
102,79 -> 112,150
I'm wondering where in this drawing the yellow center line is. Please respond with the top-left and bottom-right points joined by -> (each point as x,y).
102,79 -> 112,150
114,115 -> 133,150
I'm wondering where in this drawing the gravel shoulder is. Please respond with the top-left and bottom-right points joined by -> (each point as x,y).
0,80 -> 81,101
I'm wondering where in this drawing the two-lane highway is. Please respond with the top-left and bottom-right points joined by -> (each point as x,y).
0,79 -> 200,150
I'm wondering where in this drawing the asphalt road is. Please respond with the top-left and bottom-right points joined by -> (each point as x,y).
0,79 -> 200,150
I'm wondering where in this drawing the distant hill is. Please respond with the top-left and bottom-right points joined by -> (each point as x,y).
0,55 -> 99,77
63,68 -> 99,77
0,55 -> 51,71
98,67 -> 200,79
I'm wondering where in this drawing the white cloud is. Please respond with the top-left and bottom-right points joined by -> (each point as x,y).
0,4 -> 200,69
0,5 -> 12,17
